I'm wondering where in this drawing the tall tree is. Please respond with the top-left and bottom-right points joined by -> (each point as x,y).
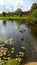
15,8 -> 23,16
2,12 -> 6,16
31,3 -> 37,13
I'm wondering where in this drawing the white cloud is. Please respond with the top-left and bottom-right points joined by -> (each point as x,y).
0,0 -> 37,12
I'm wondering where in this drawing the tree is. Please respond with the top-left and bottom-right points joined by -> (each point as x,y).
15,8 -> 23,16
30,3 -> 37,13
2,12 -> 6,16
7,12 -> 11,16
31,9 -> 37,17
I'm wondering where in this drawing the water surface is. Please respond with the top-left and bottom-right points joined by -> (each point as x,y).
0,20 -> 37,62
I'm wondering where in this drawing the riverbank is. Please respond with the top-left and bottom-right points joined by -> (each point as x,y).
0,16 -> 37,21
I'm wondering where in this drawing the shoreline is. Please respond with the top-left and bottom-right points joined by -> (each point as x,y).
0,16 -> 37,21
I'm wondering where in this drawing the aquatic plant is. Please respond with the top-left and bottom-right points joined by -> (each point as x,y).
0,58 -> 21,65
21,45 -> 26,50
0,38 -> 26,65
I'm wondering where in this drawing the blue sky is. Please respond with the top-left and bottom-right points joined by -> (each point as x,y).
0,0 -> 37,13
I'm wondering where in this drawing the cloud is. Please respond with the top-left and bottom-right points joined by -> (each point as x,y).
33,0 -> 37,2
0,0 -> 37,12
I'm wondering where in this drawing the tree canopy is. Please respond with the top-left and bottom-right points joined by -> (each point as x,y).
31,9 -> 37,17
0,3 -> 37,17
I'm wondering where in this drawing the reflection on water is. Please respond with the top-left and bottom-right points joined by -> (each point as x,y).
3,20 -> 6,26
0,20 -> 28,42
30,25 -> 37,38
0,20 -> 37,65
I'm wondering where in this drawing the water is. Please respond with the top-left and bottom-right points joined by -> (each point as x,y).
0,20 -> 37,64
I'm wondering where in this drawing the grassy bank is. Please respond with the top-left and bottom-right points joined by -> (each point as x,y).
0,16 -> 37,21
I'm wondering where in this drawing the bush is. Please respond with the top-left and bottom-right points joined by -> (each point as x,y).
31,9 -> 37,17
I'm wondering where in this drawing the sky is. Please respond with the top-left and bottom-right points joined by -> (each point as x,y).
0,0 -> 37,13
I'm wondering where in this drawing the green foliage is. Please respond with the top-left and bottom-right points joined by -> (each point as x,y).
4,58 -> 21,65
2,12 -> 6,16
0,58 -> 21,65
0,3 -> 37,18
31,3 -> 37,13
15,8 -> 22,13
31,9 -> 37,17
15,8 -> 23,16
0,3 -> 37,23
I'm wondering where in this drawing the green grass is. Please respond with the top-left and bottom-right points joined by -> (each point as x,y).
0,16 -> 37,21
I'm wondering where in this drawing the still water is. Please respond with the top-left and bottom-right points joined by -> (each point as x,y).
0,20 -> 37,41
0,20 -> 37,63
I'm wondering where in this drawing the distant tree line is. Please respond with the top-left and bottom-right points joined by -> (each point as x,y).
0,3 -> 37,17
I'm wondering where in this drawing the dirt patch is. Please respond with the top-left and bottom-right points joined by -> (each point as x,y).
23,62 -> 37,65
